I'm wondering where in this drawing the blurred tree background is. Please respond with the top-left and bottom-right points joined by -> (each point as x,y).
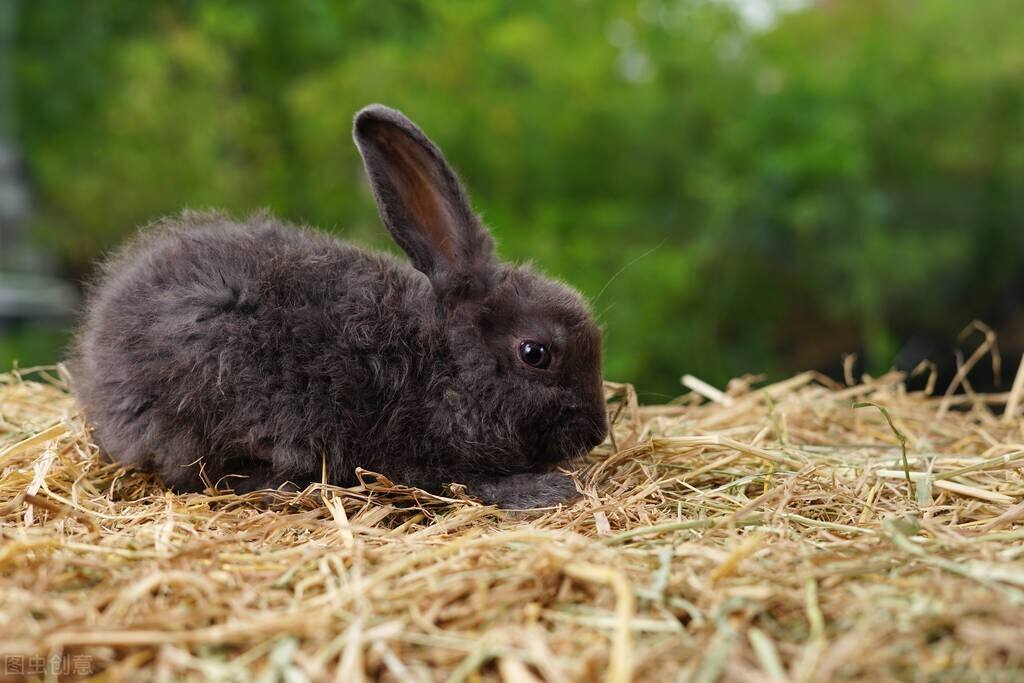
3,0 -> 1022,400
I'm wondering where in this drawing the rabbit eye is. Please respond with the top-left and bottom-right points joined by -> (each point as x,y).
518,341 -> 551,369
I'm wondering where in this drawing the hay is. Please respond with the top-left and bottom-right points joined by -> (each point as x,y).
1,364 -> 1023,682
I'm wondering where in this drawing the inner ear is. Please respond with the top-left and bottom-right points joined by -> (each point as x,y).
373,123 -> 459,265
354,104 -> 497,293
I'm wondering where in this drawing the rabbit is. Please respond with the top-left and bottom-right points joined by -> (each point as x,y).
71,104 -> 608,509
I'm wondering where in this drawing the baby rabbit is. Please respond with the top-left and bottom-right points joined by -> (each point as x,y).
72,104 -> 608,509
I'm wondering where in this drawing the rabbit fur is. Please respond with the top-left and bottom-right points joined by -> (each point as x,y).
72,104 -> 608,509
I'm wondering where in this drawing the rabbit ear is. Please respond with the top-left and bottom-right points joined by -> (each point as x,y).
353,105 -> 494,294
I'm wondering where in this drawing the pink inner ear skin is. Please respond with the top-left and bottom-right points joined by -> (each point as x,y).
377,126 -> 458,265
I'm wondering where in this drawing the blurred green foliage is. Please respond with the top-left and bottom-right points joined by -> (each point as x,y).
10,0 -> 1024,398
0,325 -> 68,370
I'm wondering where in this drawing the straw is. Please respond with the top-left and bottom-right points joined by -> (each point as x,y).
1,364 -> 1023,681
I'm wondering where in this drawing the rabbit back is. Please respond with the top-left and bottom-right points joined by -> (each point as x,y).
74,211 -> 437,491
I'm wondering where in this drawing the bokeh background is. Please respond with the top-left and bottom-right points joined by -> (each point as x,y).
1,0 -> 1022,400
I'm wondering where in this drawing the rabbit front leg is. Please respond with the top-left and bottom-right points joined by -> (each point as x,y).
465,472 -> 581,509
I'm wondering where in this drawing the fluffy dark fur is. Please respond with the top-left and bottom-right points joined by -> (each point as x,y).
72,104 -> 607,508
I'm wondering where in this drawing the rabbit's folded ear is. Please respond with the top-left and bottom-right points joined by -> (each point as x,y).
353,105 -> 495,295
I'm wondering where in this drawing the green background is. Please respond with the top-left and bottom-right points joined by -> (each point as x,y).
4,0 -> 1023,399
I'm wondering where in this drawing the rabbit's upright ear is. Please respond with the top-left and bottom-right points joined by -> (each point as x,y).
353,105 -> 495,295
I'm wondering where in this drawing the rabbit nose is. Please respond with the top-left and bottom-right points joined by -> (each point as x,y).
584,421 -> 608,451
567,410 -> 607,451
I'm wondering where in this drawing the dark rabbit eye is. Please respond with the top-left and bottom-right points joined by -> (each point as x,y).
518,341 -> 551,369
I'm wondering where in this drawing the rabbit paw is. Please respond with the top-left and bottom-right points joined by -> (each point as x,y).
468,472 -> 581,509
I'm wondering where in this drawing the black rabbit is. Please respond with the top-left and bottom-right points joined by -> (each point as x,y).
72,105 -> 608,508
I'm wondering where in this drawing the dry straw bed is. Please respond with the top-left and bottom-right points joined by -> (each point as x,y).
2,355 -> 1024,682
